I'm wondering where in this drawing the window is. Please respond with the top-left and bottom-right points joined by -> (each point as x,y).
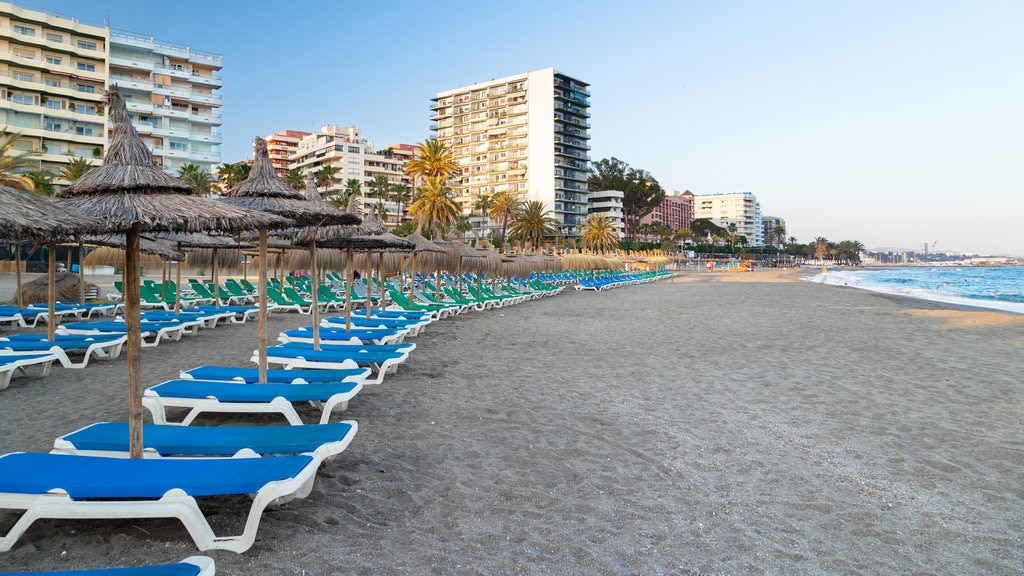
13,49 -> 34,59
45,121 -> 62,132
77,105 -> 96,115
45,99 -> 62,110
348,146 -> 360,153
76,63 -> 96,72
46,32 -> 63,43
347,157 -> 359,164
45,56 -> 62,65
76,84 -> 95,93
13,25 -> 35,36
12,71 -> 34,82
74,147 -> 93,157
75,126 -> 94,136
45,78 -> 61,88
347,168 -> 360,176
11,94 -> 34,105
169,142 -> 188,151
76,40 -> 98,50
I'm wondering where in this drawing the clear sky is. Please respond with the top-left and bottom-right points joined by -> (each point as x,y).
38,0 -> 1024,255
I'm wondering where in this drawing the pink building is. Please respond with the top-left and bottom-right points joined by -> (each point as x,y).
637,190 -> 694,240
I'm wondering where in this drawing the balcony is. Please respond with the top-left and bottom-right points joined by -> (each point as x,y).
189,72 -> 222,87
189,113 -> 222,125
189,93 -> 222,106
108,55 -> 153,71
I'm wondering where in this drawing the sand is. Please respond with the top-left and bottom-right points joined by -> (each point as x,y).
1,268 -> 1022,575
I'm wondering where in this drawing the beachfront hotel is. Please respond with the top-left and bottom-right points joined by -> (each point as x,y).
431,67 -> 592,239
265,129 -> 311,178
694,191 -> 764,246
637,190 -> 695,240
288,124 -> 410,225
0,1 -> 223,180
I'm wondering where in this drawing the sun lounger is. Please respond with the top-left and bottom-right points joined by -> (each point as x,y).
179,365 -> 368,384
53,421 -> 357,461
0,333 -> 127,369
279,326 -> 407,345
0,305 -> 27,328
321,314 -> 430,336
137,309 -> 233,329
0,352 -> 58,390
58,320 -> 192,347
259,342 -> 415,385
0,451 -> 320,552
0,555 -> 216,576
192,304 -> 262,324
57,300 -> 123,319
143,379 -> 363,425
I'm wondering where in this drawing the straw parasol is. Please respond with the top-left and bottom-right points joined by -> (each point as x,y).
55,85 -> 289,459
221,138 -> 359,377
154,232 -> 250,311
0,184 -> 105,337
401,233 -> 451,303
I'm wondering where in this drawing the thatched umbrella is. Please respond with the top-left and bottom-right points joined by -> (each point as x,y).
154,232 -> 249,311
0,184 -> 105,339
55,85 -> 288,459
402,233 -> 450,303
221,138 -> 359,377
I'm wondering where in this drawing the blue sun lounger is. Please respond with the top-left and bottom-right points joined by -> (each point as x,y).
53,421 -> 357,461
279,326 -> 408,345
143,379 -> 363,425
0,333 -> 127,369
0,555 -> 216,576
180,365 -> 368,384
0,352 -> 58,390
0,451 -> 320,552
193,304 -> 262,324
321,315 -> 430,336
59,320 -> 192,346
259,342 -> 416,385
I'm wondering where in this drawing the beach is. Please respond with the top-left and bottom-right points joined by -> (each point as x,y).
1,269 -> 1022,575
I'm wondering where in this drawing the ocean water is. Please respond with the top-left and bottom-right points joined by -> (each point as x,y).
805,266 -> 1024,314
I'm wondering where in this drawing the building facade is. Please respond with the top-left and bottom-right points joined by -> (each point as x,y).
694,191 -> 764,246
431,67 -> 591,238
587,189 -> 625,234
265,129 -> 311,178
761,215 -> 786,246
0,1 -> 223,181
289,125 -> 409,225
0,2 -> 107,177
638,190 -> 695,240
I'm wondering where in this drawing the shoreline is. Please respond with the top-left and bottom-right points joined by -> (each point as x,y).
1,270 -> 1022,574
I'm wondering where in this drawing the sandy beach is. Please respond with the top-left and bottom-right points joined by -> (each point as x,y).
1,268 -> 1022,575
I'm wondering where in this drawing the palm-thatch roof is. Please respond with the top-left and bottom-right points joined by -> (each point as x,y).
0,184 -> 105,243
220,138 -> 360,227
81,234 -> 185,261
55,85 -> 287,233
291,194 -> 394,249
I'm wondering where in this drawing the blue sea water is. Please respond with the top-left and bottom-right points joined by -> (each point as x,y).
806,266 -> 1024,314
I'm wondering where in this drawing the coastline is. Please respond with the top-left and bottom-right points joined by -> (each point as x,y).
1,269 -> 1022,574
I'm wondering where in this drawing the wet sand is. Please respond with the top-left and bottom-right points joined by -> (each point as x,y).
1,269 -> 1022,575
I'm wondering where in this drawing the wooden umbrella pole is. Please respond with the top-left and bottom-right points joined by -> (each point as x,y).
257,230 -> 269,384
14,244 -> 22,308
46,242 -> 56,342
310,241 -> 321,351
212,248 -> 219,309
278,249 -> 285,296
345,244 -> 353,332
125,223 -> 143,459
365,251 -> 372,321
78,242 -> 85,304
408,251 -> 417,303
175,250 -> 182,315
378,253 -> 386,313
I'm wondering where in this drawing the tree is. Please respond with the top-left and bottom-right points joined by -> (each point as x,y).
24,169 -> 54,196
725,222 -> 741,253
814,237 -> 830,262
315,165 -> 340,192
488,190 -> 524,249
508,201 -> 559,251
690,218 -> 724,242
373,199 -> 390,224
587,157 -> 665,241
284,168 -> 305,190
0,128 -> 41,188
769,223 -> 787,248
580,214 -> 619,253
673,228 -> 694,246
178,163 -> 214,196
404,138 -> 458,182
216,163 -> 245,189
337,178 -> 361,211
389,183 -> 412,225
58,157 -> 94,183
408,175 -> 459,237
473,193 -> 492,237
368,175 -> 390,200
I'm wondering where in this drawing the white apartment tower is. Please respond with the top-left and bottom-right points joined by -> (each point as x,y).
432,67 -> 591,238
694,191 -> 764,246
0,1 -> 223,179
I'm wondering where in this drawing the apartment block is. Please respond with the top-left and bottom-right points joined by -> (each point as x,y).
0,2 -> 107,176
587,189 -> 625,234
0,1 -> 223,181
638,190 -> 695,238
432,67 -> 591,238
265,129 -> 311,178
694,191 -> 764,246
289,125 -> 409,225
762,215 -> 786,246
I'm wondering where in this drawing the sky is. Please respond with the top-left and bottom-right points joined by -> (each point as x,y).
36,0 -> 1024,255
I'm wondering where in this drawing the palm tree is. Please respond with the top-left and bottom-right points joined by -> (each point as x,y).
473,193 -> 492,238
405,138 -> 458,182
283,168 -> 305,190
58,157 -> 94,183
408,175 -> 458,237
0,128 -> 41,188
814,237 -> 830,263
673,228 -> 694,247
374,199 -> 390,224
24,169 -> 54,196
488,190 -> 524,250
726,222 -> 740,253
508,201 -> 558,251
216,163 -> 241,189
368,174 -> 390,200
580,214 -> 620,253
315,165 -> 340,193
177,163 -> 214,196
389,183 -> 412,225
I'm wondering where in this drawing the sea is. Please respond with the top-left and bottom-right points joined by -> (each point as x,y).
805,266 -> 1024,315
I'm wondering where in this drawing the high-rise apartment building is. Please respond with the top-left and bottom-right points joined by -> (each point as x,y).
694,191 -> 764,246
0,1 -> 223,180
289,125 -> 409,225
265,129 -> 311,178
432,67 -> 591,238
0,2 -> 107,176
587,189 -> 625,234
